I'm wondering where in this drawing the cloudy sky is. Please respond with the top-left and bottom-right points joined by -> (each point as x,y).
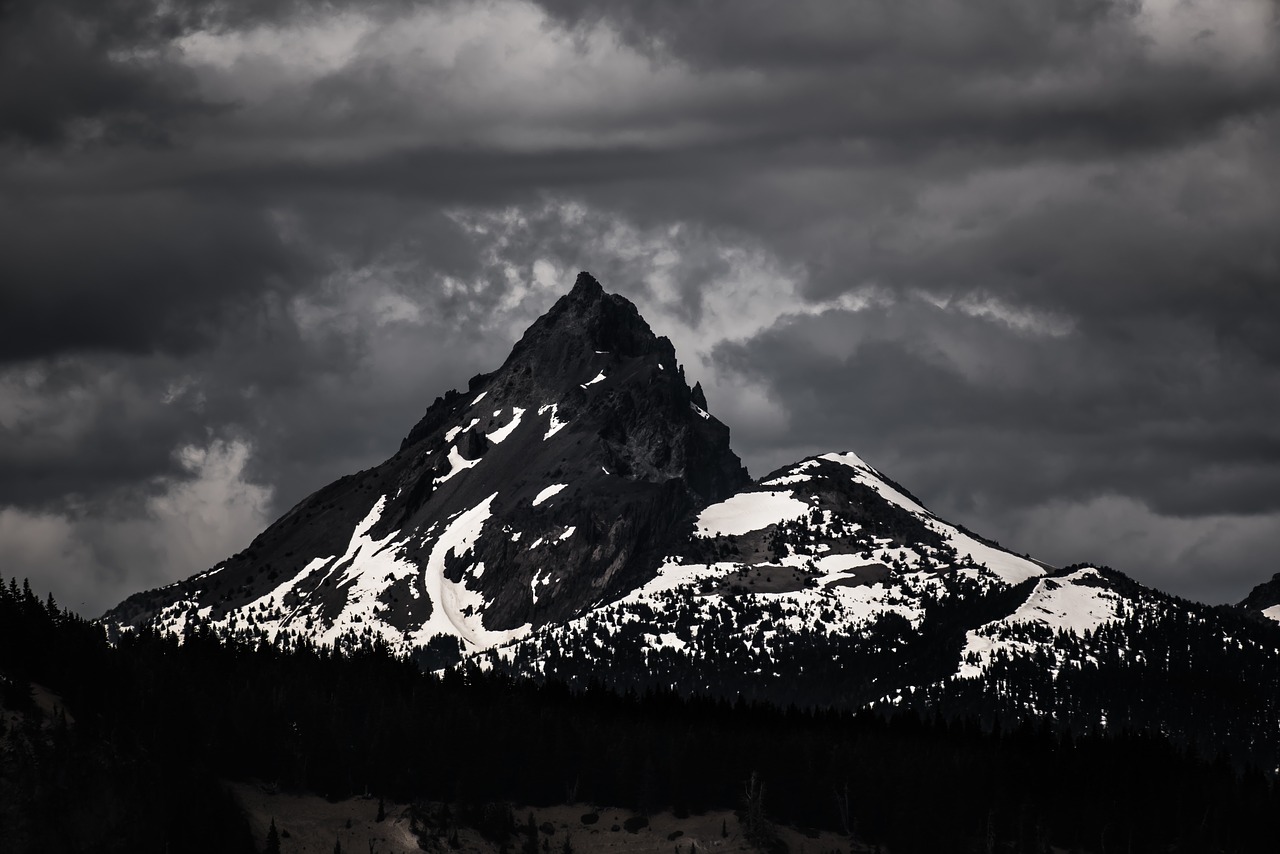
3,0 -> 1279,615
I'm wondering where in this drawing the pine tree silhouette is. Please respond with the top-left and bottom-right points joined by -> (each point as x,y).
266,818 -> 281,854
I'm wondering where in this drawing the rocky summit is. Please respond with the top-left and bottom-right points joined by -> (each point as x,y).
105,273 -> 750,654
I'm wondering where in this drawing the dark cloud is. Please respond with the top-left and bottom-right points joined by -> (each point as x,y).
536,0 -> 1125,68
0,0 -> 211,148
2,0 -> 1278,610
710,300 -> 1280,600
713,302 -> 1280,511
0,193 -> 314,360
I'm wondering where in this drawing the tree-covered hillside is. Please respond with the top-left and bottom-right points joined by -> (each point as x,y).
2,574 -> 1278,854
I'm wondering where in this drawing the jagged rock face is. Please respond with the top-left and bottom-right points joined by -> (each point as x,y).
105,273 -> 749,652
1239,573 -> 1280,622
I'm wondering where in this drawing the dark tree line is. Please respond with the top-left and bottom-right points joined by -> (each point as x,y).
0,577 -> 255,853
2,573 -> 1279,853
902,574 -> 1280,772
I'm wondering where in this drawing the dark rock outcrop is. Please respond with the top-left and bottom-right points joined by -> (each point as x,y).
1239,572 -> 1280,614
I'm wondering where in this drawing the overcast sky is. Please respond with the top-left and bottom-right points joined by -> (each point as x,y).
3,0 -> 1279,615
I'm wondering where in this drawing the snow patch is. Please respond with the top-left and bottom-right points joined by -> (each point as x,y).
580,370 -> 606,389
948,530 -> 1044,585
820,452 -> 925,513
445,418 -> 480,443
957,567 -> 1121,679
1263,603 -> 1280,623
486,406 -> 526,444
558,526 -> 576,541
761,460 -> 820,487
212,496 -> 423,653
434,444 -> 480,484
532,483 -> 568,506
811,553 -> 870,576
471,391 -> 487,405
531,568 -> 552,605
654,631 -> 687,652
695,491 -> 811,537
761,473 -> 812,485
691,403 -> 710,420
538,403 -> 568,439
413,492 -> 530,649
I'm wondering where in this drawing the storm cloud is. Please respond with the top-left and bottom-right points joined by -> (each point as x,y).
2,0 -> 1278,613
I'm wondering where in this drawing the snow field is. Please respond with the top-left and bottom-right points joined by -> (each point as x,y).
694,491 -> 812,537
956,567 -> 1121,679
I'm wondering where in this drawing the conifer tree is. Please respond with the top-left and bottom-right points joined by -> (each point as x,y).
266,818 -> 281,854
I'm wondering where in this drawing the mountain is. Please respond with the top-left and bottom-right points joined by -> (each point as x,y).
104,272 -> 1280,771
1240,572 -> 1280,622
106,272 -> 748,659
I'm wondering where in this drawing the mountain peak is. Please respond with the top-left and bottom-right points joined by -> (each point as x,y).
691,381 -> 708,410
504,271 -> 673,376
568,270 -> 604,300
108,270 -> 749,647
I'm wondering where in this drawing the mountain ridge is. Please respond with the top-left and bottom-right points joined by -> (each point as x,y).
102,272 -> 1280,772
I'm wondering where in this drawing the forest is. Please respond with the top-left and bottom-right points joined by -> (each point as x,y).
2,573 -> 1278,854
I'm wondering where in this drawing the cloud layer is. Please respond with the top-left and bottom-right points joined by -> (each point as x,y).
3,0 -> 1278,613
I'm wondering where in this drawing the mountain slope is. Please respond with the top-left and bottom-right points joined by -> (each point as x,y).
490,450 -> 1048,703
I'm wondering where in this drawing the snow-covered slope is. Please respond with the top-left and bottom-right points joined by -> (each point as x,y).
955,566 -> 1122,679
487,450 -> 1280,744
489,451 -> 1055,690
